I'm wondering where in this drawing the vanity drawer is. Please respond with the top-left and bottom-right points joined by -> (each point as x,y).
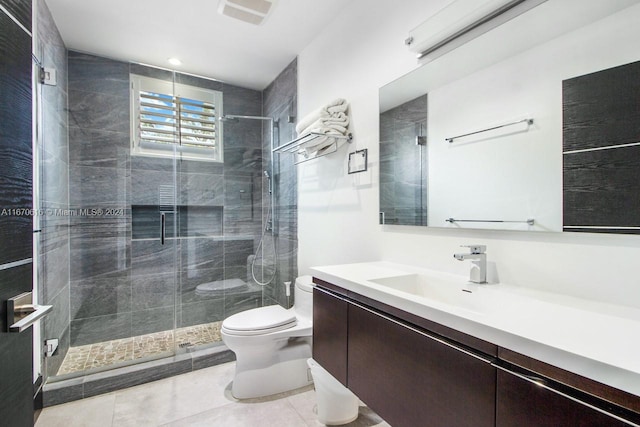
496,368 -> 636,427
498,348 -> 640,426
348,302 -> 496,427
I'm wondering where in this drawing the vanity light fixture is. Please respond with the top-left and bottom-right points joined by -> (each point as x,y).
406,0 -> 548,62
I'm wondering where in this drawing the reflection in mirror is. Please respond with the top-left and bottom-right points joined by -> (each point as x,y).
379,94 -> 428,225
379,0 -> 640,232
562,60 -> 640,234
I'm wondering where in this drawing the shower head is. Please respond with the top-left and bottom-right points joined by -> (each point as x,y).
219,116 -> 239,123
221,114 -> 274,122
263,170 -> 270,179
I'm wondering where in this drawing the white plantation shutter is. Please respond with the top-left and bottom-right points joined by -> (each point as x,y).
131,74 -> 223,162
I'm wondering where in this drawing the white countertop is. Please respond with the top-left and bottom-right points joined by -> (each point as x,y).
310,261 -> 640,397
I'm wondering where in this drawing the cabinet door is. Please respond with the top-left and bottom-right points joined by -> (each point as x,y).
348,303 -> 496,427
496,369 -> 633,427
312,287 -> 348,385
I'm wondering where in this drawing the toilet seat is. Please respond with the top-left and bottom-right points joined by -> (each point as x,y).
222,305 -> 297,336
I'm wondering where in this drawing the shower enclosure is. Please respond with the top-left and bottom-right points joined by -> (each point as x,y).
36,48 -> 297,382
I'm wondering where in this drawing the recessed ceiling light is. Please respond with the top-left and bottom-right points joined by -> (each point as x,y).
168,58 -> 182,66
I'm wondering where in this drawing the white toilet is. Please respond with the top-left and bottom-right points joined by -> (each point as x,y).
221,275 -> 314,399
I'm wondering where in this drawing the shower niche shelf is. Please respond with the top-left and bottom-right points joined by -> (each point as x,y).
132,205 -> 223,240
273,132 -> 353,164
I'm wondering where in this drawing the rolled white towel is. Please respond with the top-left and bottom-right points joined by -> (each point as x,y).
298,128 -> 344,156
317,139 -> 344,155
326,102 -> 348,114
299,118 -> 348,136
295,98 -> 348,134
308,139 -> 335,156
300,127 -> 343,147
313,136 -> 348,157
324,112 -> 349,127
298,136 -> 329,156
324,98 -> 346,107
304,123 -> 348,136
295,108 -> 329,135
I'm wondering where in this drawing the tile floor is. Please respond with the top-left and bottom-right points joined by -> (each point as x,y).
58,322 -> 223,375
36,361 -> 391,427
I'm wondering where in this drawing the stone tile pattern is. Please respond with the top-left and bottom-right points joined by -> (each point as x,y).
379,93 -> 428,226
0,4 -> 32,264
58,321 -> 223,376
262,58 -> 299,308
66,52 -> 270,350
35,0 -> 72,379
0,6 -> 33,425
37,362 -> 390,427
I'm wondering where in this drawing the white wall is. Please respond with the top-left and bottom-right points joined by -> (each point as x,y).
297,0 -> 640,309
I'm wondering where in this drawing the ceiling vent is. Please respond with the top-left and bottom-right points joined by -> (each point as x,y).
218,0 -> 277,25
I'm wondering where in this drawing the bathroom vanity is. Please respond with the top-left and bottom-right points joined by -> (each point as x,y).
311,262 -> 640,427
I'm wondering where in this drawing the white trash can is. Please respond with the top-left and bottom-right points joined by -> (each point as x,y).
307,358 -> 359,425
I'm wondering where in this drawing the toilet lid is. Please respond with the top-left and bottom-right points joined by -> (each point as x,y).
222,305 -> 296,335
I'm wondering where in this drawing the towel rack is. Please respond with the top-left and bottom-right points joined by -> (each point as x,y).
273,132 -> 353,165
446,118 -> 534,143
446,217 -> 535,226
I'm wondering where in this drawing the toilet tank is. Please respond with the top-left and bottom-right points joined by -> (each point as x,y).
294,276 -> 314,322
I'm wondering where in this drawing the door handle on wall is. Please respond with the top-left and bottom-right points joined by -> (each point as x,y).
160,213 -> 166,245
7,292 -> 53,333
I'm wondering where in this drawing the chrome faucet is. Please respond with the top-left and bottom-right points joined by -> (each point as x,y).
453,245 -> 487,284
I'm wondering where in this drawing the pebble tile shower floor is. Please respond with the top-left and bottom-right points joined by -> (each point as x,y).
57,321 -> 223,375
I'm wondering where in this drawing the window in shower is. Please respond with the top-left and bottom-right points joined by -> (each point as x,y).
130,74 -> 224,162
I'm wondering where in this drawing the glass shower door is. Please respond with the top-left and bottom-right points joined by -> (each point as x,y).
38,57 -> 181,380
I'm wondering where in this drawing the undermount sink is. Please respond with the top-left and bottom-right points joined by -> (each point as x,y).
369,274 -> 487,314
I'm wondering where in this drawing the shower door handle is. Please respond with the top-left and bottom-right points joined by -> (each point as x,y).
7,292 -> 53,333
160,213 -> 166,245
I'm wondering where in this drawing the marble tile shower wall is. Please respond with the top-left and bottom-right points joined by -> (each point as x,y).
262,58 -> 298,307
35,0 -> 71,378
66,52 -> 266,348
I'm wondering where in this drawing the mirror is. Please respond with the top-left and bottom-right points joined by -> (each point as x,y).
379,0 -> 640,232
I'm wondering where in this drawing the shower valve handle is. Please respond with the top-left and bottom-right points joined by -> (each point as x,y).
160,213 -> 166,245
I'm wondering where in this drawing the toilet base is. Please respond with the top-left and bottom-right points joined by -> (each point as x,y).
230,337 -> 312,399
307,358 -> 359,426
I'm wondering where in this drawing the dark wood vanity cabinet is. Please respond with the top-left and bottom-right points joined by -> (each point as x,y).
496,369 -> 633,427
312,280 -> 640,427
312,284 -> 496,427
348,303 -> 496,427
312,287 -> 349,385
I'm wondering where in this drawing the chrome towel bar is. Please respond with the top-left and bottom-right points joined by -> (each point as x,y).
446,217 -> 535,226
446,118 -> 533,143
274,132 -> 353,165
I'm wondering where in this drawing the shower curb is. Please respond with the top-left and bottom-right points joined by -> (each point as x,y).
42,345 -> 236,407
